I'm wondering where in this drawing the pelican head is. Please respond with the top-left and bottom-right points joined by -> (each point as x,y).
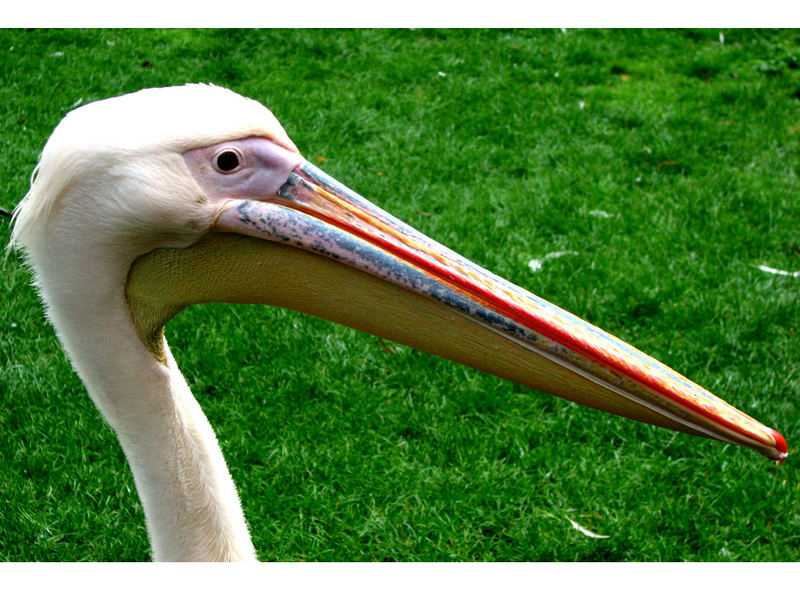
10,84 -> 786,561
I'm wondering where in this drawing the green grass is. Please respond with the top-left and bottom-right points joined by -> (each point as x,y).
1,29 -> 799,561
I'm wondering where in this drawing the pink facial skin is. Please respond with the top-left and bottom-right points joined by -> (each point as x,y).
183,137 -> 304,207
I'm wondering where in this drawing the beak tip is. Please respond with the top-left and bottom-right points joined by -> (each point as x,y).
771,429 -> 788,465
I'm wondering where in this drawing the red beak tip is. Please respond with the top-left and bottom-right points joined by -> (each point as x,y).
770,428 -> 788,465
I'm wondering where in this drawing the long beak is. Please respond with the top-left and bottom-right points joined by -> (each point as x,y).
201,159 -> 787,463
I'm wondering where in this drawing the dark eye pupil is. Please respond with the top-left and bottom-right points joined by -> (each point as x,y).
216,151 -> 240,172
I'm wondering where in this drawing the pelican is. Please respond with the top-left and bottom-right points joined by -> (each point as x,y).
9,84 -> 786,561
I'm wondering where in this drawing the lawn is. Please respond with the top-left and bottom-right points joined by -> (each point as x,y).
0,29 -> 798,561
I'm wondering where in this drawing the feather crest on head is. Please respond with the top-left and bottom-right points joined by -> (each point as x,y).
10,84 -> 297,250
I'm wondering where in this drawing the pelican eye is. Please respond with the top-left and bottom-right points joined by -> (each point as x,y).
215,150 -> 240,173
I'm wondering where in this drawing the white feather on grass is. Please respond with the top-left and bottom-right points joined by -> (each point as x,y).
528,251 -> 579,273
565,516 -> 610,539
753,264 -> 800,278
